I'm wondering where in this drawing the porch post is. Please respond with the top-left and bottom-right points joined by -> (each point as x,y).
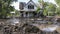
27,12 -> 30,22
28,12 -> 29,17
23,12 -> 26,17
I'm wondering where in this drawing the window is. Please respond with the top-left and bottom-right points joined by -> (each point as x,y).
28,5 -> 34,9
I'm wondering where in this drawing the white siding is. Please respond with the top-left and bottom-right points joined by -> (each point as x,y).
23,1 -> 37,11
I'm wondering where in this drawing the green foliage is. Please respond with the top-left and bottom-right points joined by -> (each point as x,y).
15,10 -> 20,16
56,7 -> 60,15
47,3 -> 56,12
37,0 -> 56,16
55,0 -> 60,15
0,0 -> 17,18
45,3 -> 56,16
43,8 -> 48,16
36,7 -> 40,13
55,0 -> 60,6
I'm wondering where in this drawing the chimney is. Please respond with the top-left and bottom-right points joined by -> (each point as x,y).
19,2 -> 26,10
30,0 -> 32,1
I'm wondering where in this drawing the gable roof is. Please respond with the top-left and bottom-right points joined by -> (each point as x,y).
25,0 -> 37,7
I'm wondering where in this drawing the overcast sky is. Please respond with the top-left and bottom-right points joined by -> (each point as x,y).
11,0 -> 57,10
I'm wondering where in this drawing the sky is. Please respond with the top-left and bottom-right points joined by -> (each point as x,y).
11,0 -> 57,10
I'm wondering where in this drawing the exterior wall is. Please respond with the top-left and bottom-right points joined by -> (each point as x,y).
24,7 -> 37,11
20,11 -> 36,17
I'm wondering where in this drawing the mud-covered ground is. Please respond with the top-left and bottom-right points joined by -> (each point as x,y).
0,19 -> 59,34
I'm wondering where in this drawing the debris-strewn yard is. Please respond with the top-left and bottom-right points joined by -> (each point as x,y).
0,19 -> 60,34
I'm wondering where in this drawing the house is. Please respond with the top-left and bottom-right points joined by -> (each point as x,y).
19,0 -> 43,17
